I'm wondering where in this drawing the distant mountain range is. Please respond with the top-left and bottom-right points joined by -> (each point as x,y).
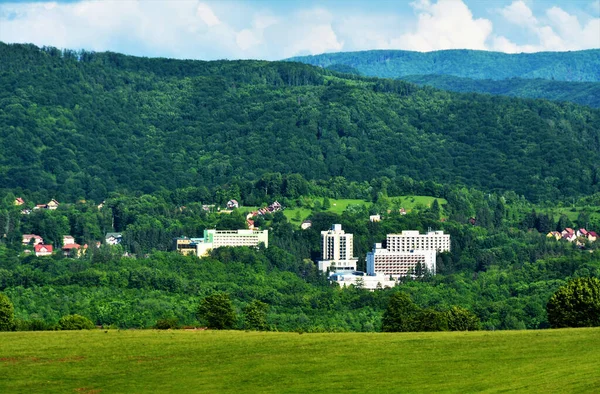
289,49 -> 600,107
288,49 -> 600,81
401,74 -> 600,108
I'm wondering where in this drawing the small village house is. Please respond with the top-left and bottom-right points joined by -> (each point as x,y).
22,234 -> 44,245
34,244 -> 53,257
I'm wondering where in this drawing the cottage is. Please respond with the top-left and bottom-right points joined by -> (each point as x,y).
62,243 -> 82,257
46,199 -> 60,210
226,199 -> 239,209
63,235 -> 76,245
562,228 -> 576,242
547,231 -> 562,240
34,244 -> 53,257
22,234 -> 44,245
14,197 -> 25,206
301,220 -> 312,230
370,215 -> 381,222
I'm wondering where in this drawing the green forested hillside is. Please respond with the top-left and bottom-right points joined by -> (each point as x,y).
2,43 -> 600,203
289,49 -> 600,81
402,75 -> 600,108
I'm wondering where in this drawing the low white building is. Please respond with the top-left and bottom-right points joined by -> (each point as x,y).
195,229 -> 268,257
329,271 -> 395,290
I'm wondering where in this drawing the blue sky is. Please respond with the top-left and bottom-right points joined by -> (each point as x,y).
0,0 -> 598,60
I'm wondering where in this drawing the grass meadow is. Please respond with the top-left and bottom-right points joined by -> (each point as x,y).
283,196 -> 447,227
1,328 -> 599,393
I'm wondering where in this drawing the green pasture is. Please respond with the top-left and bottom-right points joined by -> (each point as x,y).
284,196 -> 447,226
1,328 -> 598,393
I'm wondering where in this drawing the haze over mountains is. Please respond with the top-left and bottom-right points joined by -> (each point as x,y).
290,49 -> 600,107
1,42 -> 600,203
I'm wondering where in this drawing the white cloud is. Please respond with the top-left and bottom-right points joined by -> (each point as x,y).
392,0 -> 493,51
499,0 -> 537,27
0,0 -> 598,60
492,0 -> 600,53
196,2 -> 220,27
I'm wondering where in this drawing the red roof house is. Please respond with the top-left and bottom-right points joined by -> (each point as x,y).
34,244 -> 53,257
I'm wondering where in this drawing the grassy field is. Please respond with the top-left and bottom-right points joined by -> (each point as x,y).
1,328 -> 599,393
284,196 -> 447,226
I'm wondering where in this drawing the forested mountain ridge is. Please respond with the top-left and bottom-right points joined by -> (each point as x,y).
288,49 -> 600,81
1,42 -> 600,203
401,75 -> 600,108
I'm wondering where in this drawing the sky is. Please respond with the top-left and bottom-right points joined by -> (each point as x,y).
0,0 -> 598,60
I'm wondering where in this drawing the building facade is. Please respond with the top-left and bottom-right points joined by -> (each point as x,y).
329,271 -> 396,291
193,229 -> 269,257
385,230 -> 450,253
366,244 -> 436,278
317,224 -> 358,272
366,230 -> 449,278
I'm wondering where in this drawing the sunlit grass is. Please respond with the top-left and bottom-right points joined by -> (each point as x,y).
1,328 -> 598,393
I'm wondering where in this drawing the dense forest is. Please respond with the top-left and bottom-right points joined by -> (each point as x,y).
401,75 -> 600,108
1,43 -> 600,333
289,49 -> 600,81
1,43 -> 600,203
2,181 -> 600,331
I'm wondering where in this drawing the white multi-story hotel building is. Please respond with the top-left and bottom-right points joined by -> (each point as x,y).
367,244 -> 436,278
192,229 -> 269,257
318,224 -> 358,272
366,230 -> 450,278
386,230 -> 450,253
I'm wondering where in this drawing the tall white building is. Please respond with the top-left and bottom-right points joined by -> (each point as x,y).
366,230 -> 450,278
194,229 -> 268,257
318,224 -> 358,272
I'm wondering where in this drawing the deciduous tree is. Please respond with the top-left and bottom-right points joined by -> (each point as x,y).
197,293 -> 237,329
547,277 -> 600,328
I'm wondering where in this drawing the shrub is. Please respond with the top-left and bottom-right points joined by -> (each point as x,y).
243,300 -> 269,331
446,306 -> 481,331
155,317 -> 179,330
16,318 -> 50,331
57,314 -> 95,330
0,293 -> 15,331
416,308 -> 449,332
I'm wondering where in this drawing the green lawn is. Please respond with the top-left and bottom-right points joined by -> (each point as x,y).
1,328 -> 599,393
